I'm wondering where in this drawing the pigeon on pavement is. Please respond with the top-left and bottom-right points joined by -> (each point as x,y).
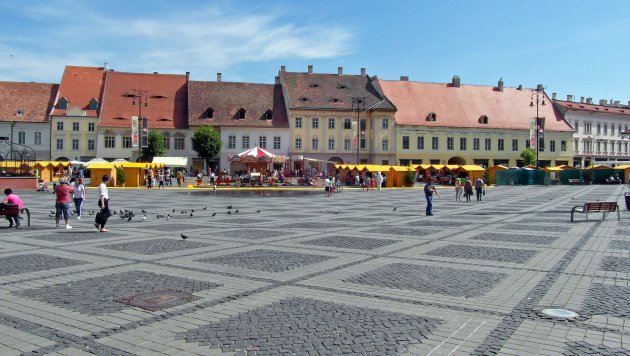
181,233 -> 188,240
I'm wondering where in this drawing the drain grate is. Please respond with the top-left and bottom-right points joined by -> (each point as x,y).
113,289 -> 201,311
542,308 -> 579,318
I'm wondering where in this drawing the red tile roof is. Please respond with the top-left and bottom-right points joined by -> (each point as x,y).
188,81 -> 288,128
53,66 -> 107,117
553,100 -> 630,117
378,80 -> 573,132
279,71 -> 395,112
0,81 -> 58,123
100,71 -> 188,129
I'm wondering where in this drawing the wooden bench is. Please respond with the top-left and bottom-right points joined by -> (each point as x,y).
568,179 -> 584,185
571,202 -> 620,222
0,204 -> 31,228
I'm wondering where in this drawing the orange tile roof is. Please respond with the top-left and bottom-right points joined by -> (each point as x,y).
188,81 -> 288,128
378,80 -> 573,132
52,66 -> 107,117
0,81 -> 58,123
100,71 -> 188,129
553,100 -> 630,117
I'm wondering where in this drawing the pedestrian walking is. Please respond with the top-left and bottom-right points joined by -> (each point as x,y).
158,171 -> 165,189
475,177 -> 485,201
464,177 -> 473,201
324,176 -> 331,197
365,176 -> 371,192
54,177 -> 74,229
375,171 -> 383,190
95,175 -> 111,232
454,178 -> 462,201
2,188 -> 24,228
73,177 -> 86,219
424,179 -> 440,216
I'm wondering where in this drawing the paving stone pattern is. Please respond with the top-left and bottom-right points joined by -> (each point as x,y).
300,235 -> 398,250
0,253 -> 87,276
17,271 -> 221,315
179,297 -> 441,355
1,185 -> 629,355
425,244 -> 538,263
344,263 -> 506,297
196,249 -> 333,272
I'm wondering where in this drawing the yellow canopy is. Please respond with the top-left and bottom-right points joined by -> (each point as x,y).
459,165 -> 485,172
87,163 -> 116,169
445,164 -> 460,170
588,164 -> 611,169
545,166 -> 563,172
614,164 -> 630,170
415,164 -> 431,170
430,164 -> 445,170
389,165 -> 414,172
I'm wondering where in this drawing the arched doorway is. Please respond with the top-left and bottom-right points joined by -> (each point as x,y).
448,156 -> 466,165
328,157 -> 344,172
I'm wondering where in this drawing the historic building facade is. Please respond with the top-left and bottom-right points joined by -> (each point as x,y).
379,77 -> 575,167
553,96 -> 630,167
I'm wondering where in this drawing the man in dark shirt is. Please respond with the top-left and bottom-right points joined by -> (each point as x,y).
424,179 -> 440,216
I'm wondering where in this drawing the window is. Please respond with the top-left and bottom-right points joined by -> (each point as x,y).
618,142 -> 623,154
72,139 -> 80,150
484,138 -> 491,150
295,117 -> 302,128
512,139 -> 518,151
360,136 -> 366,149
174,138 -> 185,150
382,118 -> 389,129
498,138 -> 504,151
88,139 -> 95,151
295,137 -> 302,149
72,122 -> 80,131
596,141 -> 601,153
382,138 -> 388,151
426,112 -> 437,121
18,131 -> 25,144
344,118 -> 352,129
228,135 -> 236,149
619,125 -> 623,134
259,136 -> 267,149
238,109 -> 246,119
34,132 -> 41,145
473,138 -> 480,151
604,124 -> 608,135
550,140 -> 556,152
312,117 -> 319,129
88,123 -> 95,132
402,136 -> 409,149
104,136 -> 115,148
447,137 -> 454,150
328,138 -> 335,150
460,137 -> 467,150
583,140 -> 592,152
344,138 -> 351,150
561,140 -> 567,152
163,137 -> 170,150
312,137 -> 319,151
242,135 -> 250,149
122,137 -> 131,148
206,108 -> 214,119
432,137 -> 439,150
525,139 -> 530,149
574,121 -> 579,132
56,139 -> 63,150
88,98 -> 99,110
584,122 -> 592,134
57,121 -> 64,131
596,123 -> 601,135
328,118 -> 335,129
360,119 -> 367,132
479,115 -> 488,124
574,140 -> 579,152
58,97 -> 68,110
417,136 -> 424,150
611,125 -> 615,136
273,136 -> 281,150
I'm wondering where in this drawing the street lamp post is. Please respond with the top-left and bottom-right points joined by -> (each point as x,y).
131,90 -> 148,161
352,97 -> 366,164
530,85 -> 546,169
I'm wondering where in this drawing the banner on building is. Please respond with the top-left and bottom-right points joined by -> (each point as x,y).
352,121 -> 358,146
131,116 -> 139,147
529,118 -> 536,150
537,117 -> 545,151
140,117 -> 149,148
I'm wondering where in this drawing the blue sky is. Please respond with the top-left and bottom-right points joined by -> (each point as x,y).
1,0 -> 629,103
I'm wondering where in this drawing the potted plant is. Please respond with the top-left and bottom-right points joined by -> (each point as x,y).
116,167 -> 126,187
403,168 -> 416,187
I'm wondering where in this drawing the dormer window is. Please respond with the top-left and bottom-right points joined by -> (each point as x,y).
58,97 -> 69,110
264,110 -> 273,120
329,98 -> 342,103
238,108 -> 246,119
298,97 -> 309,102
308,83 -> 320,88
426,112 -> 437,122
337,84 -> 350,89
15,110 -> 24,116
151,95 -> 168,99
88,98 -> 99,110
206,107 -> 214,119
479,115 -> 488,124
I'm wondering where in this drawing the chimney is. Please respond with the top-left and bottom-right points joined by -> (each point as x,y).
274,76 -> 279,85
497,79 -> 504,92
599,99 -> 607,105
586,97 -> 593,104
580,96 -> 585,103
536,84 -> 544,91
614,100 -> 620,107
338,67 -> 343,76
567,95 -> 573,102
307,65 -> 313,74
451,75 -> 460,88
552,93 -> 557,100
280,65 -> 286,72
104,62 -> 109,71
400,76 -> 409,81
360,67 -> 366,76
185,71 -> 190,80
217,73 -> 222,82
153,71 -> 158,74
517,85 -> 522,91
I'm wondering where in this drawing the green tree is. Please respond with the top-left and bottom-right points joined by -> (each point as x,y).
191,126 -> 222,169
520,148 -> 536,166
141,129 -> 166,161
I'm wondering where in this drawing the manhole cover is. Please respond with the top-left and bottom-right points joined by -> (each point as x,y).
542,308 -> 579,318
113,289 -> 200,311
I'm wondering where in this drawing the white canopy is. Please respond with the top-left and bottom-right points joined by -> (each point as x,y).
152,157 -> 189,168
85,158 -> 108,165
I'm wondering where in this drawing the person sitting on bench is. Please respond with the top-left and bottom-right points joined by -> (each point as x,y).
1,188 -> 25,228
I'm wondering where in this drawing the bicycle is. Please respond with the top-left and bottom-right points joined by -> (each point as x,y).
333,180 -> 343,192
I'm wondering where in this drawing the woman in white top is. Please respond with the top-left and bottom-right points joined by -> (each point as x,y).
73,177 -> 86,219
95,175 -> 111,232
